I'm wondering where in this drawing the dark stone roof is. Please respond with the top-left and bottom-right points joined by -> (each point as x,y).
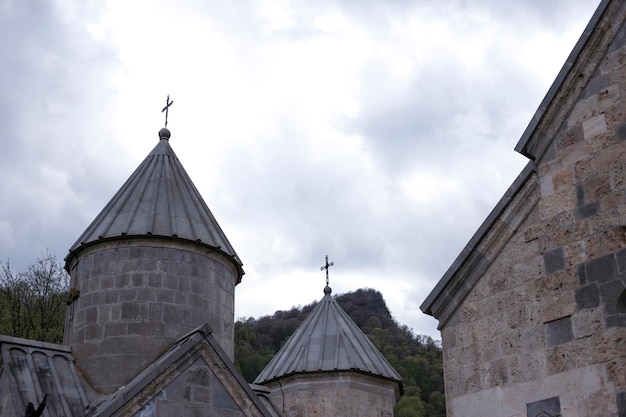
250,384 -> 287,417
254,286 -> 403,390
515,0 -> 613,160
0,335 -> 95,417
88,324 -> 277,417
0,326 -> 282,417
65,128 -> 243,279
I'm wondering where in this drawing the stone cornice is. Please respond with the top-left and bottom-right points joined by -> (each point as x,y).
515,0 -> 622,162
421,163 -> 539,329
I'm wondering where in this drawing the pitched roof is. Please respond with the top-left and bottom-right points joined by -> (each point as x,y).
250,384 -> 288,417
420,163 -> 538,328
88,324 -> 278,417
65,128 -> 243,279
254,286 -> 403,390
0,326 -> 282,417
421,0 -> 626,327
0,335 -> 94,417
515,0 -> 616,161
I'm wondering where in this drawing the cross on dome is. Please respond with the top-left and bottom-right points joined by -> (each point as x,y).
320,255 -> 334,294
162,95 -> 174,128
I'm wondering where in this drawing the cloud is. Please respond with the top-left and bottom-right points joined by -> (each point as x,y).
0,0 -> 602,338
0,2 -> 120,265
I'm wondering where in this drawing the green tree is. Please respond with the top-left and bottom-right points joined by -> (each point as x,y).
234,288 -> 446,416
394,387 -> 426,417
0,253 -> 69,343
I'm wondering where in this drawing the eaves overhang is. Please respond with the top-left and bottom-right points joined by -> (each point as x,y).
420,163 -> 538,329
260,368 -> 405,396
65,234 -> 244,283
515,0 -> 619,161
64,130 -> 244,281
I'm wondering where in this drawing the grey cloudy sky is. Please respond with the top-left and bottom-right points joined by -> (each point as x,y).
0,0 -> 601,339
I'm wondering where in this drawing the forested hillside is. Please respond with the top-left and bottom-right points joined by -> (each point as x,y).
235,288 -> 446,417
0,257 -> 445,416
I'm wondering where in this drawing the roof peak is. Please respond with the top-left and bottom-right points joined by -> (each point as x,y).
254,282 -> 402,387
65,127 -> 243,278
159,127 -> 171,141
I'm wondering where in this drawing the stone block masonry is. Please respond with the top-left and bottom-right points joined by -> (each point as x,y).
137,360 -> 246,416
440,10 -> 626,416
65,238 -> 238,394
264,373 -> 396,417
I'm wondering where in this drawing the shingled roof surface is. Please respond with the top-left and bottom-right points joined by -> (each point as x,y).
66,128 -> 243,277
254,286 -> 403,387
0,335 -> 93,417
89,324 -> 277,417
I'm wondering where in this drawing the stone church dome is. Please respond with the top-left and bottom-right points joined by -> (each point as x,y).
65,128 -> 243,278
63,127 -> 244,393
254,285 -> 403,385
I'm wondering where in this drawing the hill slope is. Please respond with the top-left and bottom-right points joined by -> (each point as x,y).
234,288 -> 445,417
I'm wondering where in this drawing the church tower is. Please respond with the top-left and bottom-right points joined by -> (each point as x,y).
254,260 -> 403,417
63,126 -> 243,394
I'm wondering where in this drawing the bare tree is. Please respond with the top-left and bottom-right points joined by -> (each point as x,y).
0,253 -> 69,343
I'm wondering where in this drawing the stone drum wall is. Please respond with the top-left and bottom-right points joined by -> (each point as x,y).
64,238 -> 237,394
265,373 -> 398,417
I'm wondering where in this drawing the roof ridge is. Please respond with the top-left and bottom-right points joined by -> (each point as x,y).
65,133 -> 243,278
254,289 -> 402,385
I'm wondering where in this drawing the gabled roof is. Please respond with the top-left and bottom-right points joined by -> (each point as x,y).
250,384 -> 288,417
420,163 -> 538,328
421,0 -> 626,328
515,0 -> 617,161
65,128 -> 243,279
88,324 -> 277,417
0,326 -> 282,417
0,335 -> 94,417
254,286 -> 403,391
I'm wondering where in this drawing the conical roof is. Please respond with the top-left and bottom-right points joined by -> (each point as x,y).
254,285 -> 402,387
65,128 -> 243,278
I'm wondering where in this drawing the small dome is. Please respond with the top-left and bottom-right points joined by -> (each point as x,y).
159,127 -> 171,140
254,282 -> 403,386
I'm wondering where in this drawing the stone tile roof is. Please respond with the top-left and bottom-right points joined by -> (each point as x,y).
0,335 -> 94,417
420,162 -> 537,327
515,0 -> 613,160
250,385 -> 287,417
65,128 -> 243,278
0,327 -> 282,417
253,286 -> 403,388
88,324 -> 277,417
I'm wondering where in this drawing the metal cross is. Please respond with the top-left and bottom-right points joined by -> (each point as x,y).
162,95 -> 174,128
320,255 -> 334,286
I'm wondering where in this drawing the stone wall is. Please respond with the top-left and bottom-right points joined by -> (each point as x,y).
65,238 -> 238,394
130,357 -> 250,417
264,373 -> 397,417
441,16 -> 626,417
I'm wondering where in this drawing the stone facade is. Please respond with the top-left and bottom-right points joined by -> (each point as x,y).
65,238 -> 238,394
422,2 -> 626,416
80,326 -> 278,417
129,358 -> 249,417
262,373 -> 397,417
